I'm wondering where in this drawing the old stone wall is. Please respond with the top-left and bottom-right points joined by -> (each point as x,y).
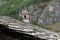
19,2 -> 46,23
19,0 -> 60,25
38,0 -> 60,25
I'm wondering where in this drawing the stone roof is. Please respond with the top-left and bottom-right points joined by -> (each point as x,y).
0,15 -> 60,40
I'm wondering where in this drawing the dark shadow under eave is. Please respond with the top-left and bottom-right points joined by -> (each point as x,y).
0,24 -> 46,40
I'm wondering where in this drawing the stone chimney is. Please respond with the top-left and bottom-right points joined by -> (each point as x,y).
22,9 -> 30,23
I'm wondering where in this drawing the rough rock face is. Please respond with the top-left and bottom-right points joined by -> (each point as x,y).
19,0 -> 60,25
19,2 -> 46,23
38,1 -> 60,25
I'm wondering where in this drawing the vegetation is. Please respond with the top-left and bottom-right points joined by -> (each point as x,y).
0,0 -> 41,21
31,21 -> 46,28
45,22 -> 60,32
0,0 -> 41,14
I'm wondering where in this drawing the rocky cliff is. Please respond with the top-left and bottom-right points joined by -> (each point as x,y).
38,0 -> 60,25
19,0 -> 60,25
19,1 -> 48,24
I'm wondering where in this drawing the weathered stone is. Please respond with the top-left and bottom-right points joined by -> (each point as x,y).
19,3 -> 44,23
38,0 -> 60,25
0,15 -> 60,40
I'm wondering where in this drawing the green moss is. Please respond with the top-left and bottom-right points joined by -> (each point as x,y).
44,26 -> 52,30
55,30 -> 60,33
31,21 -> 45,28
6,14 -> 23,21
